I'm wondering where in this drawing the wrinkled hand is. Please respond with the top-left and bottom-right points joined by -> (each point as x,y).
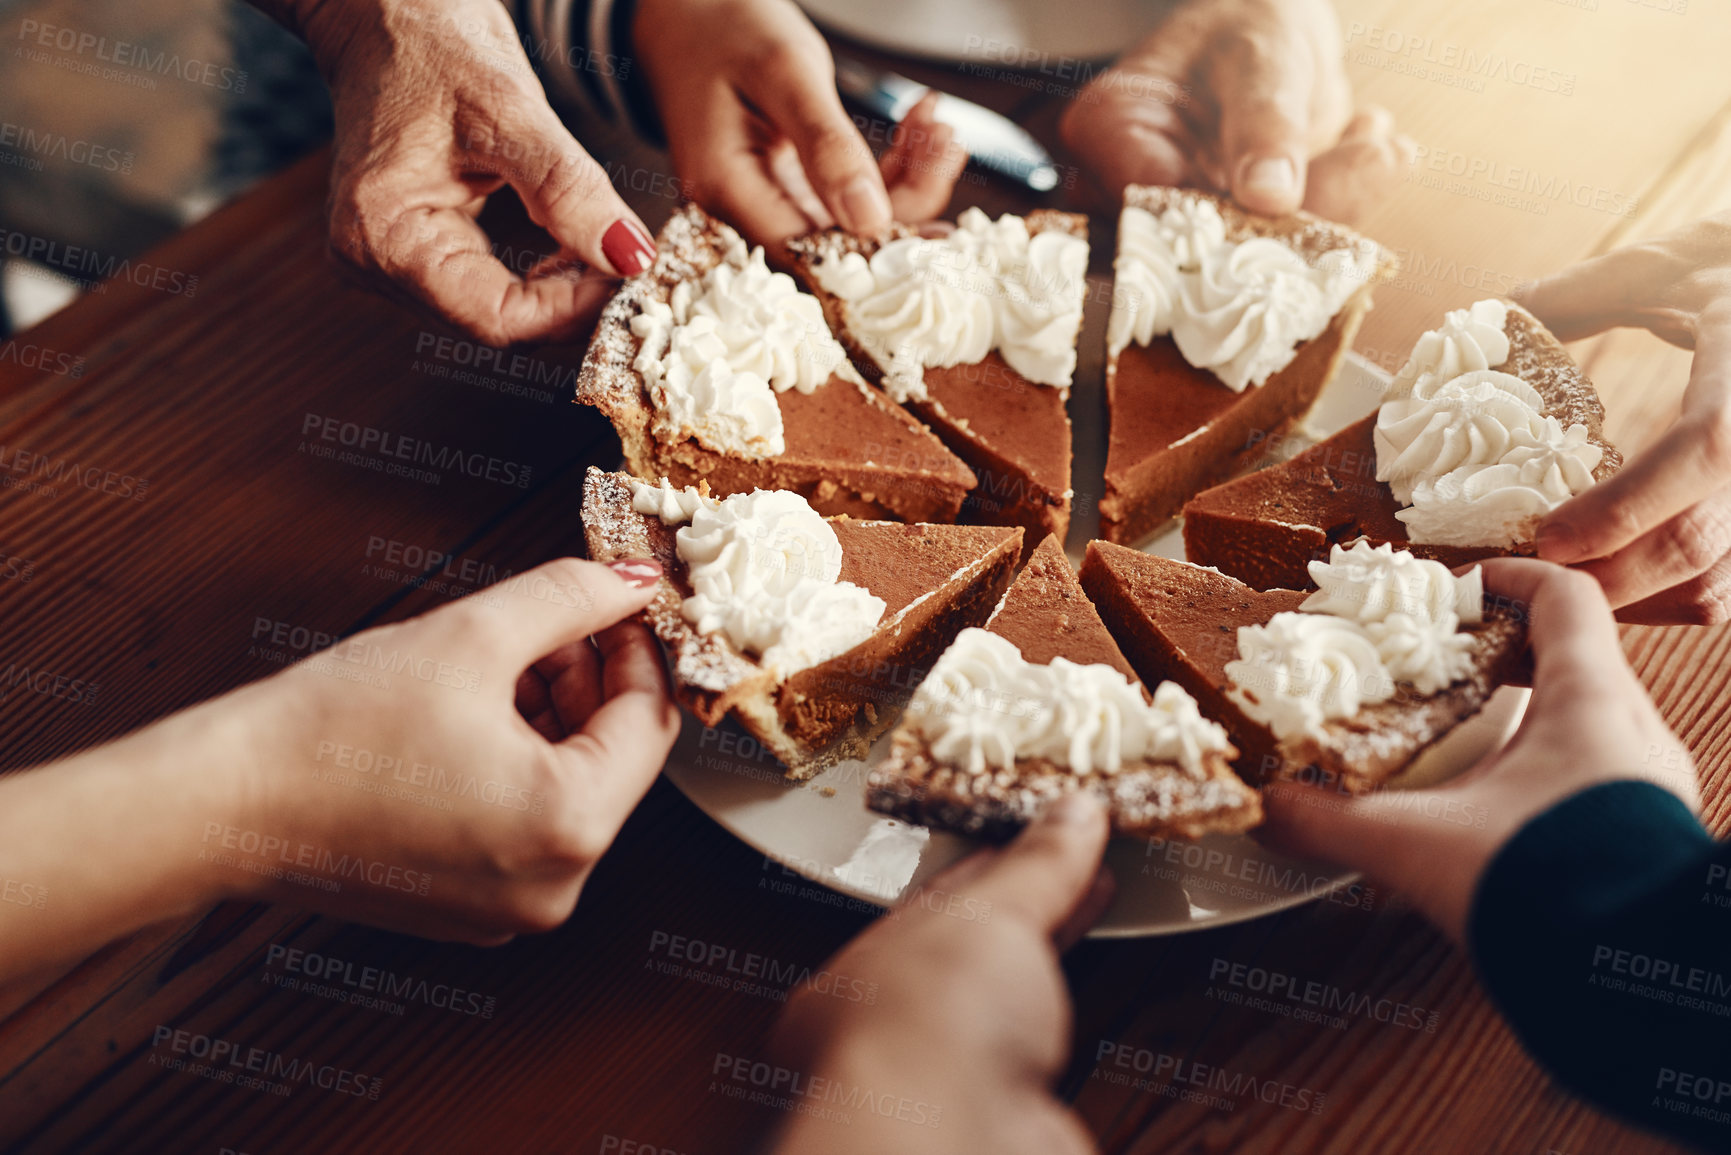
1262,559 -> 1698,942
768,794 -> 1113,1155
635,0 -> 966,249
213,557 -> 679,944
1059,0 -> 1411,223
1516,214 -> 1731,624
281,0 -> 652,345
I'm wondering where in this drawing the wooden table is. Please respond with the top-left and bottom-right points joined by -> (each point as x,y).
2,1 -> 1729,1151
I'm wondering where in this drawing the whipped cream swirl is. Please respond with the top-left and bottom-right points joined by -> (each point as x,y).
1387,298 -> 1511,399
629,477 -> 707,525
1106,195 -> 1376,391
632,240 -> 860,460
674,489 -> 884,676
1374,299 -> 1602,547
812,208 -> 1088,402
905,628 -> 1230,777
1226,543 -> 1484,739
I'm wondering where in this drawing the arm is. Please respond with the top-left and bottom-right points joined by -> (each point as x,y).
1264,558 -> 1724,1148
0,556 -> 677,985
1472,781 -> 1730,1151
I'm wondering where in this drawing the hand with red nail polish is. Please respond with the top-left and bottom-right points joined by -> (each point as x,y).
1513,214 -> 1731,625
768,793 -> 1112,1155
1059,0 -> 1413,225
0,558 -> 679,981
252,0 -> 651,346
632,0 -> 966,251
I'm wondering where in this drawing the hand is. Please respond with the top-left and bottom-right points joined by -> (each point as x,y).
0,556 -> 678,981
768,794 -> 1113,1155
1058,0 -> 1412,223
1516,214 -> 1731,624
276,0 -> 652,345
1261,559 -> 1699,943
634,0 -> 967,249
222,557 -> 680,944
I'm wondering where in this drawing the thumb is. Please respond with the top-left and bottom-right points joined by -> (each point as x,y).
452,557 -> 663,681
927,792 -> 1111,937
1213,38 -> 1313,215
467,110 -> 657,278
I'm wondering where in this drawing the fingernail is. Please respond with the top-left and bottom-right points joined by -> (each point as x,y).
1241,156 -> 1297,199
840,176 -> 892,236
602,218 -> 656,277
1536,521 -> 1583,564
1046,790 -> 1104,826
606,558 -> 662,588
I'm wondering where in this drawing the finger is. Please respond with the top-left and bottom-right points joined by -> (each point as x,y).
1513,242 -> 1695,344
1614,551 -> 1731,627
455,557 -> 662,679
361,205 -> 619,346
1052,865 -> 1115,952
954,792 -> 1110,935
545,640 -> 606,733
1302,108 -> 1410,226
680,92 -> 823,249
462,105 -> 658,281
881,93 -> 967,223
1059,84 -> 1199,201
1476,558 -> 1635,713
555,620 -> 680,815
1211,27 -> 1315,214
1259,779 -> 1411,874
1574,490 -> 1731,610
1540,311 -> 1731,563
738,46 -> 893,235
515,666 -> 552,720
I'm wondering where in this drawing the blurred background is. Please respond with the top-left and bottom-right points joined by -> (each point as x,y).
0,0 -> 330,334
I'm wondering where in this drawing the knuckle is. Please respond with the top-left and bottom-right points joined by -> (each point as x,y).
1658,504 -> 1731,576
1684,577 -> 1731,626
536,149 -> 611,216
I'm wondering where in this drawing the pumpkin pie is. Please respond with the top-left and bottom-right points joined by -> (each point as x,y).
788,208 -> 1088,547
1080,539 -> 1525,794
1100,185 -> 1395,546
577,205 -> 976,523
868,535 -> 1261,839
1182,298 -> 1622,590
581,468 -> 1021,777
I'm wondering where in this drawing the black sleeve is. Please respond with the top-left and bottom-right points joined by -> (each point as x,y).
1469,779 -> 1731,1152
514,0 -> 664,146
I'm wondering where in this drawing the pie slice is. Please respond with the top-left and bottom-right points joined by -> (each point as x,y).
1183,298 -> 1623,590
1100,185 -> 1396,546
1080,540 -> 1526,794
867,535 -> 1261,840
577,204 -> 976,523
581,468 -> 1021,777
787,208 -> 1088,548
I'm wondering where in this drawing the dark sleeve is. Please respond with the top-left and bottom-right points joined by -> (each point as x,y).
514,0 -> 664,146
1469,780 -> 1731,1151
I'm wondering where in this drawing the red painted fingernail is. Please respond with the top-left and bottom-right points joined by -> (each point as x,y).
606,558 -> 662,588
602,218 -> 656,276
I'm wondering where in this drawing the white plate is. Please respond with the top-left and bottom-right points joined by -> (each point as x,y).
661,354 -> 1530,936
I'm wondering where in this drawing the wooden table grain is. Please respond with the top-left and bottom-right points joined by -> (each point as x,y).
3,2 -> 1730,1151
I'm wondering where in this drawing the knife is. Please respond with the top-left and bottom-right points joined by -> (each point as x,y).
833,56 -> 1062,193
